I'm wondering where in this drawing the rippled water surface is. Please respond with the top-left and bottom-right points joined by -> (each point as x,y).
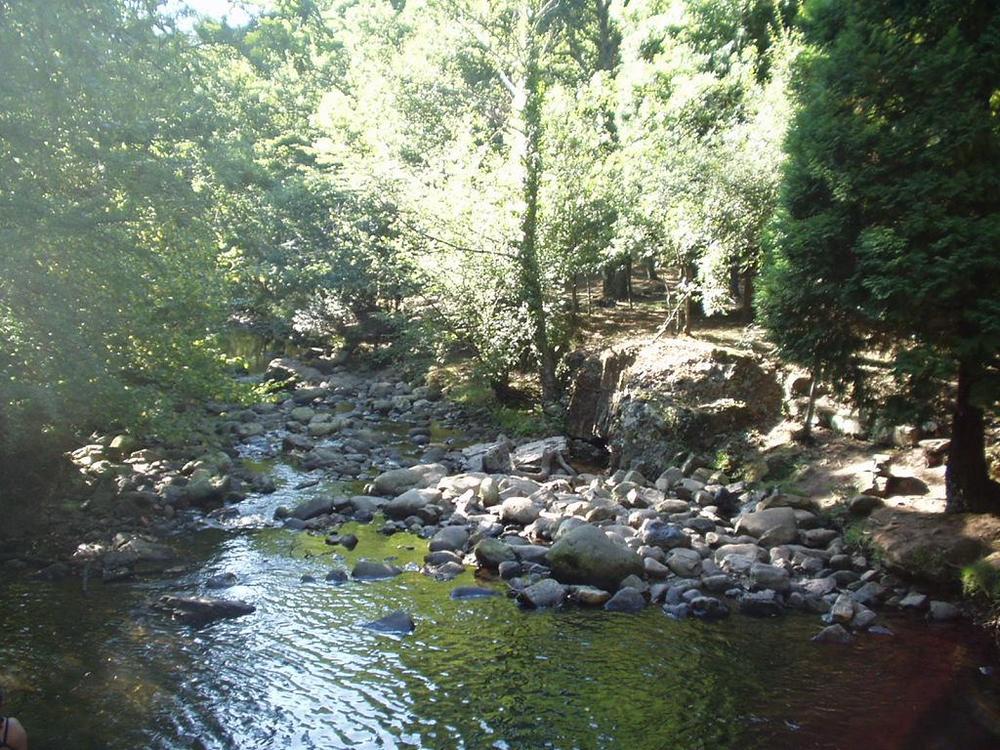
2,454 -> 999,749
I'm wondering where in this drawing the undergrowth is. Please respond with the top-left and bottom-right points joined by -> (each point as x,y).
842,519 -> 885,567
428,361 -> 556,438
961,559 -> 1000,643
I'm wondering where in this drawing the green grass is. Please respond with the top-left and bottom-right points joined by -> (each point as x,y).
428,361 -> 556,438
495,405 -> 553,437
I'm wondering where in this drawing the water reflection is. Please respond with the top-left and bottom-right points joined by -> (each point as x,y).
2,459 -> 998,749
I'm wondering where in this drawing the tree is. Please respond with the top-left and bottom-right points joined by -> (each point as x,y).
0,0 -> 238,466
759,0 -> 1000,512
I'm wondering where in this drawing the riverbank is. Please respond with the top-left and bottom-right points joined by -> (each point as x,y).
3,348 -> 995,642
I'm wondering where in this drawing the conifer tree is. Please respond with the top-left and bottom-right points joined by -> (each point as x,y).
760,0 -> 1000,512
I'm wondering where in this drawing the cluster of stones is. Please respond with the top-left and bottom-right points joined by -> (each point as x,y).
265,375 -> 471,480
47,357 -> 970,640
53,364 -> 484,583
287,453 -> 965,642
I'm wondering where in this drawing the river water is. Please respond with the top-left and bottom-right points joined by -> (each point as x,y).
2,423 -> 999,749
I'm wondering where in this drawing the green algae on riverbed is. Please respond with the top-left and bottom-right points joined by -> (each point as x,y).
3,510 -> 1000,750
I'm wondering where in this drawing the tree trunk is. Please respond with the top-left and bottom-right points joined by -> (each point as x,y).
602,263 -> 629,302
741,269 -> 754,319
645,257 -> 658,281
570,273 -> 579,328
945,360 -> 1000,513
516,31 -> 558,406
680,263 -> 692,335
801,366 -> 821,440
626,256 -> 633,309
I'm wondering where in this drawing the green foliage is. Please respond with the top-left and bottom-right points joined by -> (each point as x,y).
759,0 -> 1000,509
613,0 -> 800,317
962,560 -> 1000,604
0,1 -> 243,476
762,0 -> 1000,373
9,0 -> 994,520
495,406 -> 555,438
842,520 -> 884,566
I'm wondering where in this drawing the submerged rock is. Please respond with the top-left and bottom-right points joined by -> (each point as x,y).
325,569 -> 349,584
812,624 -> 853,644
205,572 -> 238,590
689,596 -> 729,621
450,586 -> 500,600
154,595 -> 255,625
351,560 -> 403,580
739,590 -> 784,618
662,603 -> 690,620
364,611 -> 415,634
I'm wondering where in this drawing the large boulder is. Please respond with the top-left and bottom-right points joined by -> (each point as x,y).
565,339 -> 781,473
384,488 -> 442,520
372,465 -> 448,496
735,507 -> 799,546
546,524 -> 644,591
866,507 -> 1000,583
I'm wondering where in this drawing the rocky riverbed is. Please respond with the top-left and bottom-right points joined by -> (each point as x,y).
3,358 -> 1000,748
11,356 -> 972,643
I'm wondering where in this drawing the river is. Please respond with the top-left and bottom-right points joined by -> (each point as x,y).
1,406 -> 999,749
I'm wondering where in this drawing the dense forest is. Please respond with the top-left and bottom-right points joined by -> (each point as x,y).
1,0 -> 998,511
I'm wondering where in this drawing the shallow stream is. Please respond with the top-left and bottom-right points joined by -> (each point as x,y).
2,424 -> 999,749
